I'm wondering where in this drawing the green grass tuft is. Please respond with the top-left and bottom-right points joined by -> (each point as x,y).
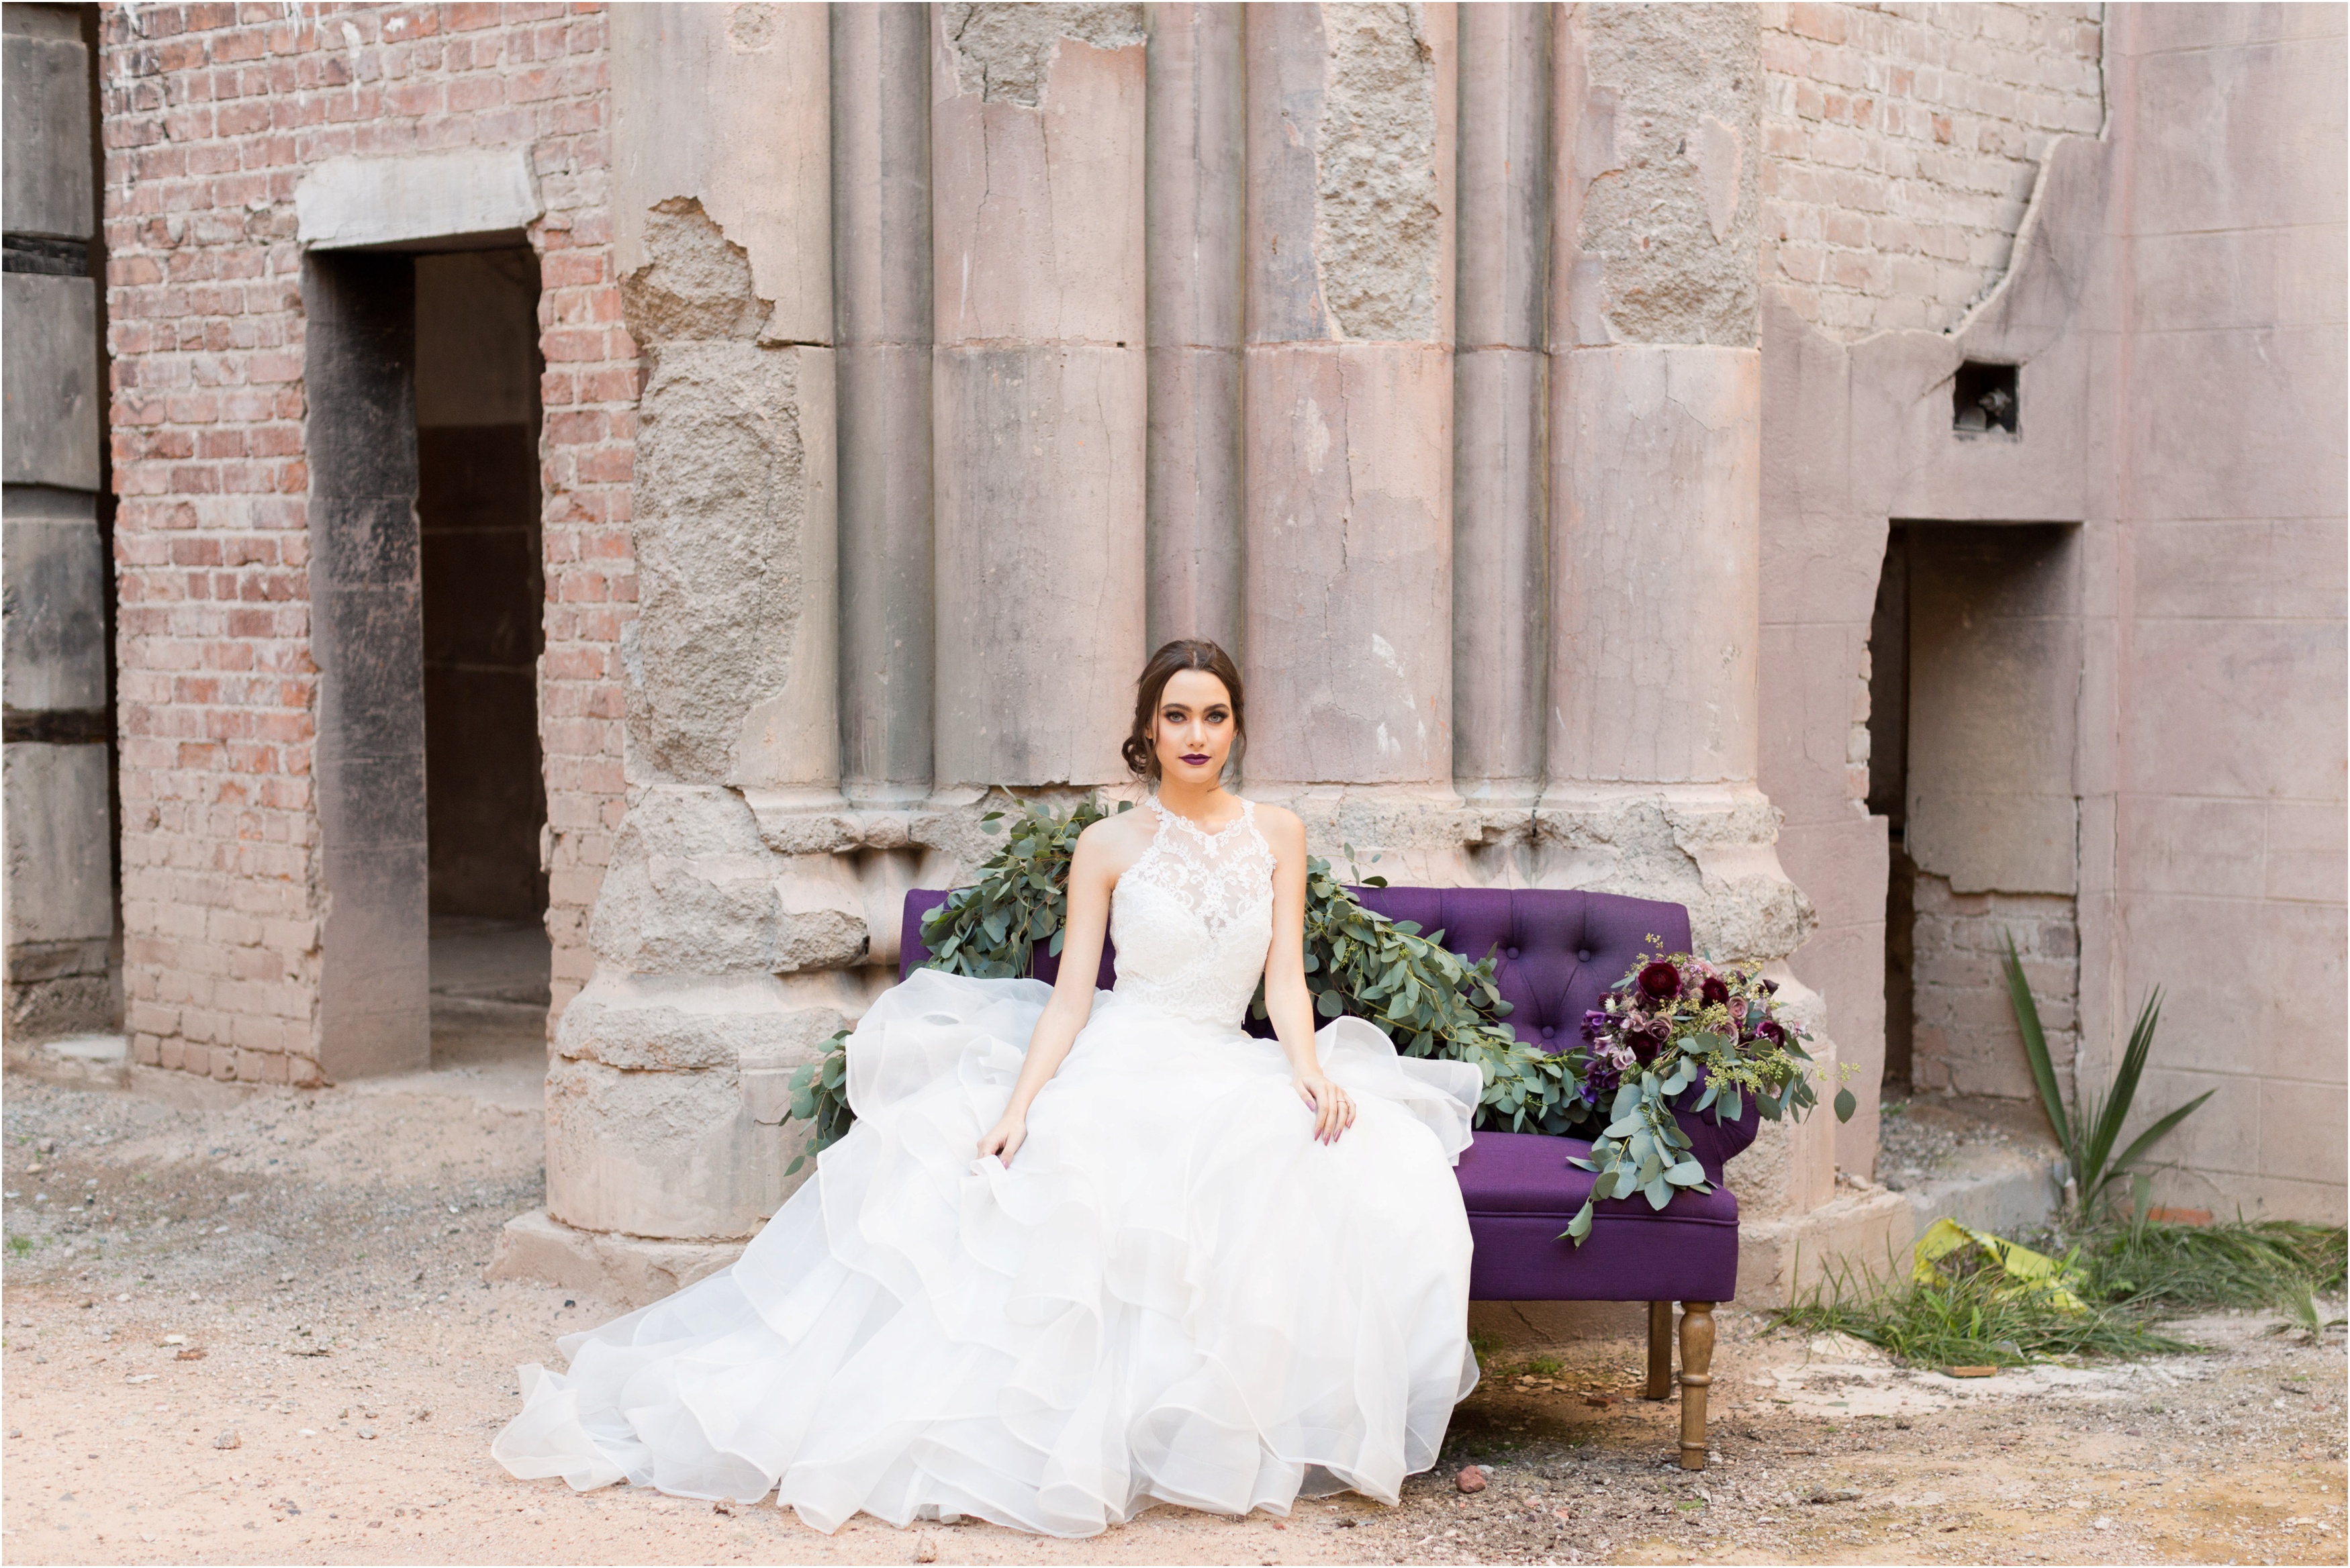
2080,1218 -> 2346,1313
1777,1218 -> 2348,1369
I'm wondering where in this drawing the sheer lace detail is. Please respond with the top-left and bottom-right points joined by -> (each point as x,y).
1108,796 -> 1276,1031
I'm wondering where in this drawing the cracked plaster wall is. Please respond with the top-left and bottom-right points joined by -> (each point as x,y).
940,3 -> 1145,106
620,202 -> 838,794
1564,3 -> 1760,347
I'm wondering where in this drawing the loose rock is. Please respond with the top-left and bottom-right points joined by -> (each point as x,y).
213,1430 -> 240,1449
1456,1465 -> 1487,1493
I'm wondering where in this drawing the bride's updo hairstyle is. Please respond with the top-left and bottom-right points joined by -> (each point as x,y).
1121,639 -> 1246,783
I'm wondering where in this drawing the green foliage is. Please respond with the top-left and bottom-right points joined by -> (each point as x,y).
2002,931 -> 2212,1218
782,1033 -> 854,1178
2079,1214 -> 2347,1314
1560,952 -> 1846,1244
919,799 -> 1132,979
1778,1216 -> 2349,1367
1775,1255 -> 2194,1369
781,795 -> 1579,1168
1268,851 -> 1589,1137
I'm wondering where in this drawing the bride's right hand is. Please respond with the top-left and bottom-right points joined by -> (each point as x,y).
978,1112 -> 1028,1167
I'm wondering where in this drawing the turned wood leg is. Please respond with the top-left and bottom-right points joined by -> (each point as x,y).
1677,1300 -> 1715,1471
1643,1301 -> 1674,1400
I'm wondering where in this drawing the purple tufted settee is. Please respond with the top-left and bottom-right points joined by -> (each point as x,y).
897,883 -> 1753,1469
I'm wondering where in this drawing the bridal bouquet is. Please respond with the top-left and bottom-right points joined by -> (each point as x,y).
1559,946 -> 1854,1241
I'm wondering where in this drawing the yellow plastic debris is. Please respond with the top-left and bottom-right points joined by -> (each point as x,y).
1910,1217 -> 2089,1313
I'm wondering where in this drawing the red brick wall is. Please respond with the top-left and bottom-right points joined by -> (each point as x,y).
101,2 -> 632,1083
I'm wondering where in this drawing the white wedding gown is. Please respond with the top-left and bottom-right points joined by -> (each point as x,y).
492,797 -> 1484,1537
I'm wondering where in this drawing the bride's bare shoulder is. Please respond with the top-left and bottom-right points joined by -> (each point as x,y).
1073,802 -> 1156,866
1252,801 -> 1307,850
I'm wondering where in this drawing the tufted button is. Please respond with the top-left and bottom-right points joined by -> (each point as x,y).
1540,1026 -> 1555,1040
1505,946 -> 1519,961
1576,948 -> 1592,963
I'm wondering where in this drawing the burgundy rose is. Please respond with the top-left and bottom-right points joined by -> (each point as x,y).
1638,961 -> 1682,1001
1631,1018 -> 1671,1065
1701,975 -> 1732,1006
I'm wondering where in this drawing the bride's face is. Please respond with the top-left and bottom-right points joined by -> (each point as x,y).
1150,669 -> 1235,787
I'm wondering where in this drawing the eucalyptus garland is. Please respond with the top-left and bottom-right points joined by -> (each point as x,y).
784,799 -> 1843,1244
785,797 -> 1580,1172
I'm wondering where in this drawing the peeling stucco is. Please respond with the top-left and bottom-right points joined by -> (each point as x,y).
940,2 -> 1145,106
621,201 -> 818,787
1314,2 -> 1442,341
1575,3 -> 1760,346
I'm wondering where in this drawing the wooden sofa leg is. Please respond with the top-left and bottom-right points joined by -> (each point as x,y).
1677,1300 -> 1715,1470
1644,1301 -> 1674,1400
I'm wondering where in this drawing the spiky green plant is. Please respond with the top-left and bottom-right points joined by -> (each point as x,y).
2001,930 -> 2211,1220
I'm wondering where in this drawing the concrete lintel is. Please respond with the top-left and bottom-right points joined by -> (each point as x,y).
295,150 -> 540,252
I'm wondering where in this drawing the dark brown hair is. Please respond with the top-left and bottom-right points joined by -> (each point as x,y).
1122,639 -> 1246,781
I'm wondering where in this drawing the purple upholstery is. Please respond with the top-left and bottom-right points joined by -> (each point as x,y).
898,882 -> 1754,1303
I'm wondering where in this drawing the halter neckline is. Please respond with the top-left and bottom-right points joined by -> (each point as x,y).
1148,792 -> 1253,844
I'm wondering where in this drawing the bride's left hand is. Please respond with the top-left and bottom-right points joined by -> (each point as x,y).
1293,1072 -> 1356,1144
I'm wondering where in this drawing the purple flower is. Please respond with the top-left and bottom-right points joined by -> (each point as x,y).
1580,1009 -> 1612,1044
1638,961 -> 1682,1001
1701,975 -> 1732,1006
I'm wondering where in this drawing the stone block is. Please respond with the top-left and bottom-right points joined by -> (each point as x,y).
1550,346 -> 1761,787
2128,517 -> 2348,624
1735,1183 -> 1914,1307
588,786 -> 867,976
544,1048 -> 814,1241
0,273 -> 99,491
626,341 -> 838,791
2125,324 -> 2347,524
610,2 -> 831,345
3,741 -> 111,948
2,487 -> 106,712
931,345 -> 1146,789
295,149 -> 542,251
2130,35 -> 2348,238
933,8 -> 1146,345
2128,224 -> 2347,336
1242,341 -> 1454,787
487,1208 -> 745,1312
2122,619 -> 2346,803
1,30 -> 93,240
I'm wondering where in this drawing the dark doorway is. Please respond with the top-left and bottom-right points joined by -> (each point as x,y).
302,246 -> 548,1080
1867,526 -> 1914,1093
1869,522 -> 2082,1103
414,250 -> 552,1069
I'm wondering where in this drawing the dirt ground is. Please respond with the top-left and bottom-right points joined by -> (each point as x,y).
3,1065 -> 2343,1567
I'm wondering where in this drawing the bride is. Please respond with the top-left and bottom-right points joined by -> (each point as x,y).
492,638 -> 1485,1538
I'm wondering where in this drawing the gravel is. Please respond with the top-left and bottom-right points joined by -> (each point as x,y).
3,1071 -> 2342,1565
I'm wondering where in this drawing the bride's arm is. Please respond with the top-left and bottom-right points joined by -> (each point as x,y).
1262,809 -> 1357,1144
976,819 -> 1122,1165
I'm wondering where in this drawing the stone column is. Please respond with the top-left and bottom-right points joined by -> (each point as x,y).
835,2 -> 935,805
1545,5 -> 1850,1302
1241,3 -> 1458,854
930,5 -> 1149,789
1,5 -> 114,1045
1452,1 -> 1549,805
510,2 -> 859,1297
1144,3 -> 1245,654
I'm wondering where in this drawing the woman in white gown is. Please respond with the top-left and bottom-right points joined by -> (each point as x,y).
492,639 -> 1485,1538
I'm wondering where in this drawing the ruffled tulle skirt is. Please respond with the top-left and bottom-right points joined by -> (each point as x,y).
491,969 -> 1484,1537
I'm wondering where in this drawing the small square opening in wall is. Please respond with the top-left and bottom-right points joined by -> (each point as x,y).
1953,360 -> 2019,434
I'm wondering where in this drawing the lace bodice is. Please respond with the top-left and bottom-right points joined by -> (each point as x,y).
1109,796 -> 1277,1030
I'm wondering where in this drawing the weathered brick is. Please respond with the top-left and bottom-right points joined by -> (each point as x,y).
1763,2 -> 2102,338
103,3 -> 630,1082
